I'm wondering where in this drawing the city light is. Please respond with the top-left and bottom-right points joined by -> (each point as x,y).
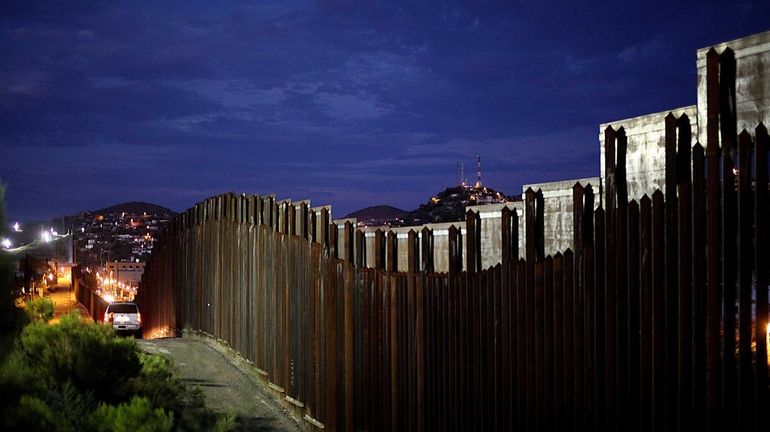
12,222 -> 21,232
1,238 -> 11,249
41,231 -> 52,243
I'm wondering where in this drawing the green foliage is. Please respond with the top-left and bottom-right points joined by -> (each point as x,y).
0,244 -> 225,432
89,396 -> 173,432
18,311 -> 141,403
26,297 -> 55,322
213,409 -> 237,432
132,352 -> 219,431
0,184 -> 27,344
7,395 -> 61,431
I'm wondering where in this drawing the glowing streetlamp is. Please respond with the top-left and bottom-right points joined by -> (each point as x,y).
1,238 -> 11,249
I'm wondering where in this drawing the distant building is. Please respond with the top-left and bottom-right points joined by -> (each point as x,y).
105,261 -> 146,287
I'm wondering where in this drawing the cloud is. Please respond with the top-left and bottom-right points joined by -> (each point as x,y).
618,36 -> 665,63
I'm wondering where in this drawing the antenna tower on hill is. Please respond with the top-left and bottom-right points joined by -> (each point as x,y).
457,161 -> 466,187
475,154 -> 482,188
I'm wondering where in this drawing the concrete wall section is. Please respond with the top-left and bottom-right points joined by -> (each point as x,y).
696,30 -> 770,143
467,202 -> 521,269
522,177 -> 601,256
360,222 -> 467,273
599,107 -> 697,201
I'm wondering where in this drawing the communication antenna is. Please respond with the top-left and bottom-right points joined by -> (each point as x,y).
456,161 -> 467,186
457,161 -> 461,186
475,154 -> 482,188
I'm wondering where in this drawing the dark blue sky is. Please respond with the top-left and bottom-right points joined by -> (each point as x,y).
2,1 -> 768,222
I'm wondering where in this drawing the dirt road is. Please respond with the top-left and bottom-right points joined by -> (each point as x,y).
138,338 -> 301,432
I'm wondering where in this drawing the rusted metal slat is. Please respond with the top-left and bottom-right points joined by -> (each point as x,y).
676,114 -> 694,431
546,255 -> 558,430
651,191 -> 666,431
639,196 -> 653,432
691,143 -> 708,432
664,112 -> 680,432
604,126 -> 618,428
500,207 -> 514,430
627,200 -> 641,432
616,127 -> 631,429
737,130 -> 755,431
720,47 -> 738,432
754,124 -> 769,430
517,258 -> 528,430
704,47 -> 723,432
594,207 -> 606,428
582,186 -> 596,430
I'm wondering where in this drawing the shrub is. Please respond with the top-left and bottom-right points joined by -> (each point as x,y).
26,297 -> 55,322
6,395 -> 61,431
132,352 -> 219,431
89,396 -> 173,432
18,312 -> 141,403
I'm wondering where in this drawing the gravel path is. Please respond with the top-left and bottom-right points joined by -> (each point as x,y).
138,338 -> 301,432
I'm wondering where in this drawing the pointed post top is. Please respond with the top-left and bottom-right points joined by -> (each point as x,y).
706,46 -> 719,57
720,46 -> 735,59
573,181 -> 583,191
738,129 -> 752,141
640,193 -> 651,207
757,122 -> 767,135
617,125 -> 626,136
604,124 -> 616,135
693,142 -> 705,152
665,112 -> 677,121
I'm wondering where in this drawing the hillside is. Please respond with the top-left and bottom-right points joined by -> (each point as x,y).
402,184 -> 514,226
5,201 -> 176,266
344,205 -> 408,227
345,184 -> 516,228
91,201 -> 176,218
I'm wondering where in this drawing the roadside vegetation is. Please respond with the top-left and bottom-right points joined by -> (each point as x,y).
0,185 -> 235,432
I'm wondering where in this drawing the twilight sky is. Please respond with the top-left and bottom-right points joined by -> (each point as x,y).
2,1 -> 769,222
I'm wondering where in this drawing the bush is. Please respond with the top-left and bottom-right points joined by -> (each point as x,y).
89,396 -> 173,432
26,297 -> 55,322
18,312 -> 141,403
132,352 -> 221,431
1,306 -> 228,431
